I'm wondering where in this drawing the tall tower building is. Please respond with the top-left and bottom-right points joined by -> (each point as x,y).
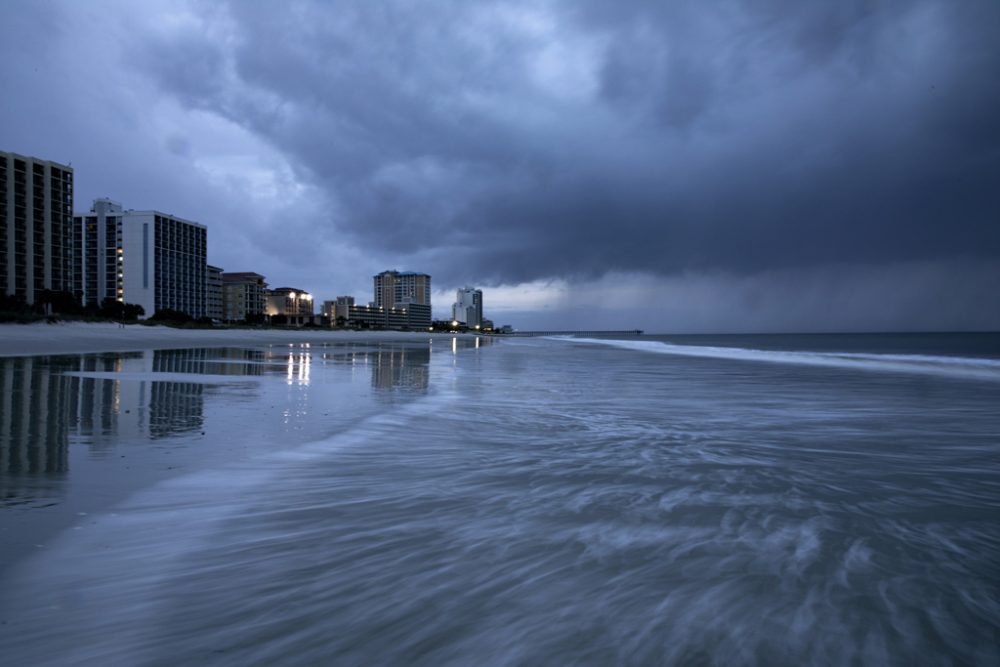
74,198 -> 124,306
74,199 -> 207,318
1,151 -> 75,304
368,271 -> 432,329
373,270 -> 431,309
123,210 -> 206,318
452,287 -> 483,327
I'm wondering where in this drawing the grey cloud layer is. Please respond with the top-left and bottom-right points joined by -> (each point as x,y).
111,1 -> 1000,287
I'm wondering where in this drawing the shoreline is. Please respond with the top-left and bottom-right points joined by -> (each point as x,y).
0,321 -> 480,357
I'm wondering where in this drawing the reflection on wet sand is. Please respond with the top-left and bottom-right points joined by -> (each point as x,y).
0,356 -> 72,475
0,350 -> 217,480
0,349 -> 262,509
319,337 -> 489,394
70,350 -> 208,444
0,340 -> 475,481
370,345 -> 431,392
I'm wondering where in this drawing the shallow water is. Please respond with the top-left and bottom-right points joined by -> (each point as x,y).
1,334 -> 998,666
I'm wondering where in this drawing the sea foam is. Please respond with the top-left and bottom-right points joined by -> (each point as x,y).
560,337 -> 1000,381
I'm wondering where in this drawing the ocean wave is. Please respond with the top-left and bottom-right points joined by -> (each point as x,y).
560,337 -> 1000,381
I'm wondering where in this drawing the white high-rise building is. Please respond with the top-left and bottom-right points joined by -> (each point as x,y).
452,287 -> 483,327
122,210 -> 206,318
74,199 -> 207,318
74,198 -> 124,307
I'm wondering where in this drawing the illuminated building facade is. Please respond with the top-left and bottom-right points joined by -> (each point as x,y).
346,302 -> 431,330
266,286 -> 314,326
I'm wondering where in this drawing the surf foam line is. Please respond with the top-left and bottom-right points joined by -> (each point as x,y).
554,337 -> 1000,382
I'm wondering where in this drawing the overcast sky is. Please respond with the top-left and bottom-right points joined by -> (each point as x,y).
2,0 -> 998,331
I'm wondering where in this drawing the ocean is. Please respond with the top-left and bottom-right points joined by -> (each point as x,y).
1,332 -> 998,666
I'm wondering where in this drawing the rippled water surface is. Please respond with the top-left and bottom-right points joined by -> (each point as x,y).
1,334 -> 998,666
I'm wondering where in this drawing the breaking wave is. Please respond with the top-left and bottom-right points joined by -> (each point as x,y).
562,337 -> 1000,381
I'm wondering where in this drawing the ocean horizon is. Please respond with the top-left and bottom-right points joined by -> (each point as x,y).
1,331 -> 998,666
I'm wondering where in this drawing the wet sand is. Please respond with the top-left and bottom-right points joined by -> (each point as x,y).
0,336 -> 455,572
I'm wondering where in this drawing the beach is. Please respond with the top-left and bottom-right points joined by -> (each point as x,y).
1,331 -> 999,665
0,321 -> 470,357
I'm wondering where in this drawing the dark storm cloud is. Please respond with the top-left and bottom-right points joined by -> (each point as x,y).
129,0 -> 999,286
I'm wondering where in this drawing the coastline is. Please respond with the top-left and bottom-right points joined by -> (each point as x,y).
0,321 -> 478,357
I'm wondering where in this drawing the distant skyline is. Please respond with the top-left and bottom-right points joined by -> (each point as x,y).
2,0 -> 998,331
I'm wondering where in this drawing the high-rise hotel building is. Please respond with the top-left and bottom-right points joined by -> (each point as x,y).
374,270 -> 431,309
371,270 -> 432,329
452,287 -> 483,327
74,198 -> 207,318
73,198 -> 123,307
0,151 -> 75,304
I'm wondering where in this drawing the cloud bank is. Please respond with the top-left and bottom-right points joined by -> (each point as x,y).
2,0 -> 997,329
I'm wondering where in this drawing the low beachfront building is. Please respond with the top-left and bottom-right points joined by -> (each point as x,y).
320,296 -> 356,327
265,287 -> 314,326
345,302 -> 431,330
320,300 -> 335,322
334,295 -> 354,325
222,272 -> 267,323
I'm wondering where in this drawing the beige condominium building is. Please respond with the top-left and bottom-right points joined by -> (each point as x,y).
352,270 -> 432,329
222,272 -> 268,322
374,270 -> 431,310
